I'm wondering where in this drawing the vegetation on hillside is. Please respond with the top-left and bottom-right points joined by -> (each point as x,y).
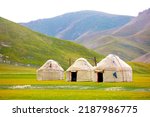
77,35 -> 150,61
0,17 -> 103,70
129,62 -> 150,74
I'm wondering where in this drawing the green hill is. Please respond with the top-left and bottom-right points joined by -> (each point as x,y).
0,17 -> 103,69
129,62 -> 150,74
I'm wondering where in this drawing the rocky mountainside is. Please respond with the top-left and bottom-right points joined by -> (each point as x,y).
113,8 -> 150,35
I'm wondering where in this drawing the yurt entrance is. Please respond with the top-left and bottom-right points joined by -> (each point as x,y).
97,72 -> 103,82
71,72 -> 77,81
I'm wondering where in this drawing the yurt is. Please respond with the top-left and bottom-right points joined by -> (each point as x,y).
37,60 -> 64,80
93,54 -> 132,82
66,58 -> 93,82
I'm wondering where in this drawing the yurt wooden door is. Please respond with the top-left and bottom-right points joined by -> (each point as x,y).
71,72 -> 77,81
97,72 -> 103,82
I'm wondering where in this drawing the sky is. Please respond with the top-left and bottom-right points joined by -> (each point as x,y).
0,0 -> 150,22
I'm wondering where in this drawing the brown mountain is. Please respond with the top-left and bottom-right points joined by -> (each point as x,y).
113,8 -> 150,44
76,8 -> 150,61
132,52 -> 150,63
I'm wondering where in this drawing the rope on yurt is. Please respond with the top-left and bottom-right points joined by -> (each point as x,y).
113,55 -> 125,82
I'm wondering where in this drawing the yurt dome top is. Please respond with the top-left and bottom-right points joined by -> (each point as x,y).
95,54 -> 132,71
67,58 -> 93,71
38,59 -> 64,71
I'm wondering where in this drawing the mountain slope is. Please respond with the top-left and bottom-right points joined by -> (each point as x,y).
21,10 -> 133,40
132,52 -> 150,63
113,8 -> 150,44
131,25 -> 150,44
0,17 -> 103,69
76,8 -> 150,61
77,35 -> 149,61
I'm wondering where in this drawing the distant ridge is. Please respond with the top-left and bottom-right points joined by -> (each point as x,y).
21,10 -> 133,40
76,8 -> 150,61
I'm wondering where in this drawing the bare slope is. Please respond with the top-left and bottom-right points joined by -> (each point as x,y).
132,52 -> 150,63
113,8 -> 150,44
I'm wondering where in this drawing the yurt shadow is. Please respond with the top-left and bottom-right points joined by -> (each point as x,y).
97,72 -> 103,82
71,72 -> 77,81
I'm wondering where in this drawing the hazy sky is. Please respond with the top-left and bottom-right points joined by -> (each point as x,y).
0,0 -> 150,22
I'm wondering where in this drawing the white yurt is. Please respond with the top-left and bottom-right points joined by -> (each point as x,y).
37,60 -> 64,80
93,54 -> 132,82
66,58 -> 94,82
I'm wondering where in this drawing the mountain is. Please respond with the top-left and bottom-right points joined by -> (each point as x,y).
76,8 -> 150,61
113,8 -> 150,44
0,17 -> 103,69
131,25 -> 150,45
76,35 -> 149,61
21,10 -> 133,40
132,52 -> 150,63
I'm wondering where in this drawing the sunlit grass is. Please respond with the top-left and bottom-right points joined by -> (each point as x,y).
0,64 -> 36,74
0,63 -> 150,100
0,73 -> 149,88
0,90 -> 149,100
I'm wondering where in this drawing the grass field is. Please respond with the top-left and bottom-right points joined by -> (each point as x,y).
0,63 -> 150,100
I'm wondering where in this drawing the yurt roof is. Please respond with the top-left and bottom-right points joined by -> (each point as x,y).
38,60 -> 64,71
95,54 -> 132,71
67,58 -> 93,71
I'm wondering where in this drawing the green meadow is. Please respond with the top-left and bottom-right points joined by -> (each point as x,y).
0,63 -> 150,100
